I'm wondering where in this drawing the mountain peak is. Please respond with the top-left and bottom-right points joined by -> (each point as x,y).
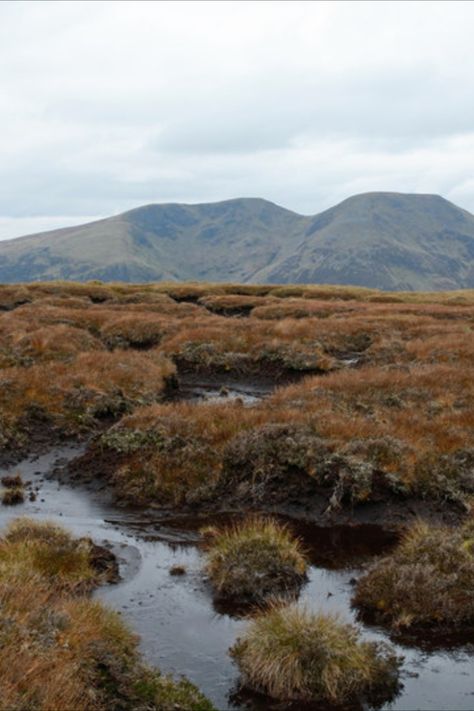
0,193 -> 473,290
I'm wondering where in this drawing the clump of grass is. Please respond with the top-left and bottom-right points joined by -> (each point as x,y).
100,315 -> 165,349
1,473 -> 25,505
1,472 -> 23,488
203,517 -> 308,603
231,602 -> 401,705
2,488 -> 25,505
353,519 -> 474,631
169,564 -> 187,576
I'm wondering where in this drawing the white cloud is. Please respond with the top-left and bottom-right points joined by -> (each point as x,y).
1,0 -> 474,239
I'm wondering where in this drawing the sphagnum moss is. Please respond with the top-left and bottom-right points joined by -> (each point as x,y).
203,516 -> 308,604
230,602 -> 402,705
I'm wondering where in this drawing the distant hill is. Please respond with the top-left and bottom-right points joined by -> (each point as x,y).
1,192 -> 473,290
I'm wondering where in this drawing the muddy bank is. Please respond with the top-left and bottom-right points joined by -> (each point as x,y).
67,435 -> 467,531
173,356 -> 325,382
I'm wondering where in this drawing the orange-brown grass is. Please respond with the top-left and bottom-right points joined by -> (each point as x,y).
9,324 -> 104,365
101,315 -> 166,348
160,314 -> 338,373
198,294 -> 274,315
0,350 -> 176,442
93,356 -> 474,509
98,400 -> 266,505
0,518 -> 214,711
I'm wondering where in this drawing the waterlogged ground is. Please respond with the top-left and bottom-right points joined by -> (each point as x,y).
0,446 -> 473,711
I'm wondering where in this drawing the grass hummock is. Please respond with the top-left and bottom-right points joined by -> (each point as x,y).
353,519 -> 474,632
203,516 -> 308,604
1,472 -> 25,506
230,602 -> 402,705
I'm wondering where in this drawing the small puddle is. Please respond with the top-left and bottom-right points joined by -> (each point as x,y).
170,374 -> 275,406
1,448 -> 473,711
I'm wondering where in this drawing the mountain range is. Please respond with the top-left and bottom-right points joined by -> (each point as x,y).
1,192 -> 474,290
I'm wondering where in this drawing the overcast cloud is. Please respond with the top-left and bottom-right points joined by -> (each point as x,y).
1,0 -> 474,239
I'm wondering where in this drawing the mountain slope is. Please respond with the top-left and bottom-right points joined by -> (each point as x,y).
252,193 -> 474,290
1,192 -> 473,290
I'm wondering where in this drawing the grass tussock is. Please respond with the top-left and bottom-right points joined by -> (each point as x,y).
231,602 -> 401,705
0,518 -> 215,711
353,519 -> 474,631
203,517 -> 308,603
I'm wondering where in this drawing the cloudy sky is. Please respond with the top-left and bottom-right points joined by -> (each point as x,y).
1,0 -> 474,239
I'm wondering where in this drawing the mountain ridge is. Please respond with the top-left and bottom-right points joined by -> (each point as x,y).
1,192 -> 473,290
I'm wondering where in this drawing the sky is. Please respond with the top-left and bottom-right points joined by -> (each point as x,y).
1,0 -> 474,240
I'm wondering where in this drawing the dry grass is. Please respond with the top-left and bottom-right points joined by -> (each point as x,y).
353,519 -> 474,631
0,349 -> 176,447
231,602 -> 401,704
203,516 -> 308,603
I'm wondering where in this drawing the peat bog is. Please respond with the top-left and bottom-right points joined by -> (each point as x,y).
1,280 -> 474,709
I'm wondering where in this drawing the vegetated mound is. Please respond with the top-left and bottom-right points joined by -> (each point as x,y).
353,519 -> 474,633
203,517 -> 308,605
1,192 -> 474,290
0,517 -> 215,711
230,602 -> 402,706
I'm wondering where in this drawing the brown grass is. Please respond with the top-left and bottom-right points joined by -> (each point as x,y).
1,281 -> 474,515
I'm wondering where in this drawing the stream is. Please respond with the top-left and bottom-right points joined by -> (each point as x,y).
0,390 -> 473,709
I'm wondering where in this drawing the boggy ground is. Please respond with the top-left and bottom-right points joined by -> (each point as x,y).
1,280 -> 474,529
0,517 -> 214,711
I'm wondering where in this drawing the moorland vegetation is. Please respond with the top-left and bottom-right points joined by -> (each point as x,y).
0,280 -> 473,523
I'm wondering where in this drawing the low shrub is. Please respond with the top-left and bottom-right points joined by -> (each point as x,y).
353,520 -> 474,631
203,517 -> 308,603
231,603 -> 401,705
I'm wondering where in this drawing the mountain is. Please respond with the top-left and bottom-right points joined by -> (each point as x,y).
1,192 -> 473,290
